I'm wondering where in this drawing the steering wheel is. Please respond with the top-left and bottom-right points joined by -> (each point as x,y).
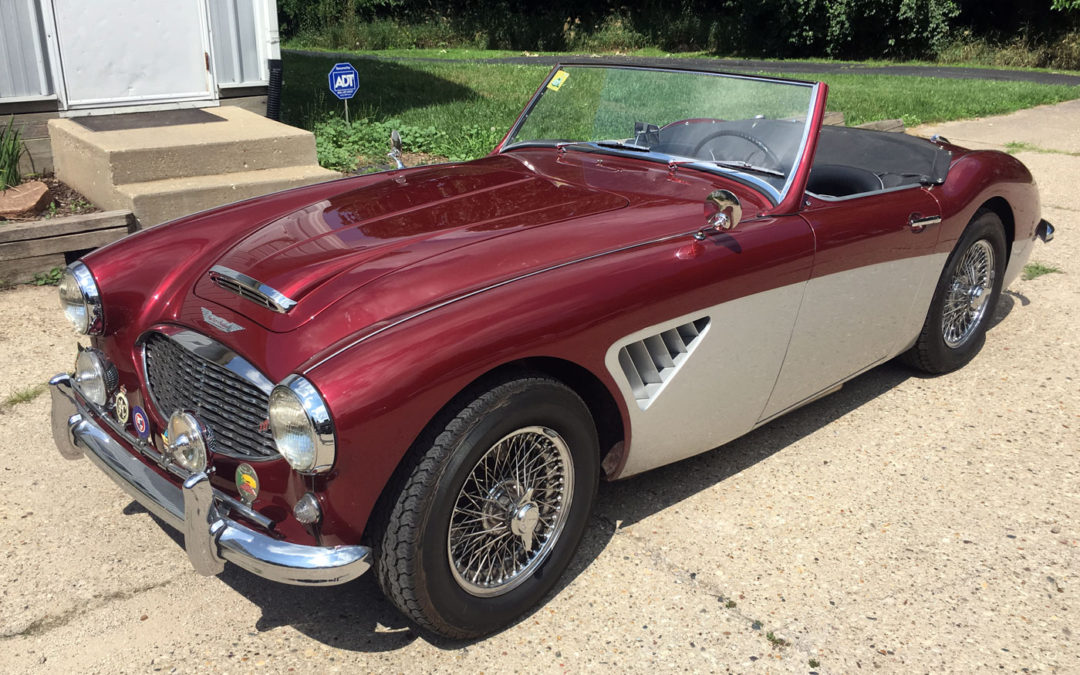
692,130 -> 782,170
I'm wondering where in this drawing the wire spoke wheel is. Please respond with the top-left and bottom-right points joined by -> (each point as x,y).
942,239 -> 995,348
447,426 -> 574,597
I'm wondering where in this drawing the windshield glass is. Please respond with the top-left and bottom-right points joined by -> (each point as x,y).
503,65 -> 818,200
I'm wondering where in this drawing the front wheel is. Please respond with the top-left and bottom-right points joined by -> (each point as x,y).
374,375 -> 599,639
902,209 -> 1007,374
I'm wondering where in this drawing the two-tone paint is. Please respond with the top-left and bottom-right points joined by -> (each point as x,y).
74,82 -> 1041,552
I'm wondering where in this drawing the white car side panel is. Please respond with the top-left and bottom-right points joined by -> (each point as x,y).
607,282 -> 806,477
760,252 -> 948,421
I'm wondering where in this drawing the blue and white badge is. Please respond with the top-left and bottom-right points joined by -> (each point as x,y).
131,406 -> 150,439
328,62 -> 359,100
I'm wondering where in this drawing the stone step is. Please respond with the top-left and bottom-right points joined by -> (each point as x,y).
116,165 -> 340,227
50,107 -> 320,190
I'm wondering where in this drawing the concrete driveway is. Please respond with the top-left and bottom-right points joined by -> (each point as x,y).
1,102 -> 1077,673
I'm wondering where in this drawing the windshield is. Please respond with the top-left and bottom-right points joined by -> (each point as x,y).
502,65 -> 818,201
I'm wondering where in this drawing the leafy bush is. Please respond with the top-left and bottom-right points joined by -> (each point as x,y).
313,116 -> 503,172
1,116 -> 24,190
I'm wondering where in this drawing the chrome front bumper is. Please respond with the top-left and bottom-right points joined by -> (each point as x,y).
49,374 -> 371,586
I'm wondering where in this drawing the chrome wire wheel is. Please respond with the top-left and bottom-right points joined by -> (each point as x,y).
447,426 -> 574,597
942,239 -> 995,348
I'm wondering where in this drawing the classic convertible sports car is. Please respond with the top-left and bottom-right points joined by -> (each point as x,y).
50,64 -> 1054,638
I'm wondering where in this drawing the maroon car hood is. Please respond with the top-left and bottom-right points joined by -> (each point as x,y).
194,156 -> 628,331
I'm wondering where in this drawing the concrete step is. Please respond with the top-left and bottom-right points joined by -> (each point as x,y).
50,107 -> 320,189
117,165 -> 340,227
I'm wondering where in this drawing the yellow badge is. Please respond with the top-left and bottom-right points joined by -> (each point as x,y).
546,69 -> 570,91
114,387 -> 130,425
235,463 -> 259,505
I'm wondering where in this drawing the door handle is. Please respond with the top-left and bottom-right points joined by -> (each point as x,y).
908,213 -> 941,233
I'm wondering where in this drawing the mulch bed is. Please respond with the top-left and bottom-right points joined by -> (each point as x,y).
0,175 -> 100,223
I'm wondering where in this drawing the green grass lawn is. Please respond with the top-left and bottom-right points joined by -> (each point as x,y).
281,51 -> 1080,171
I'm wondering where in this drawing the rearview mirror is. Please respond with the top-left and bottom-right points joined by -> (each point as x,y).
696,190 -> 742,240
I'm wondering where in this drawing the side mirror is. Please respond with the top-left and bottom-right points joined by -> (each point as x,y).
388,130 -> 405,169
696,190 -> 742,240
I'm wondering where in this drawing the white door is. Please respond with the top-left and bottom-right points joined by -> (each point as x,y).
51,0 -> 214,109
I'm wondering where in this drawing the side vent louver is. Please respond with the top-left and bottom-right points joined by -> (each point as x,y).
618,317 -> 710,409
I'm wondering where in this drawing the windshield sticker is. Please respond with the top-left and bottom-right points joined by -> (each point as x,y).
546,70 -> 569,91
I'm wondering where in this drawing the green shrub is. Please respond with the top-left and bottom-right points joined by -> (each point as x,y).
1,116 -> 24,190
313,116 -> 502,171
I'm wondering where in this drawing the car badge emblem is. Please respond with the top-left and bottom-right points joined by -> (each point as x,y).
131,406 -> 150,439
114,386 -> 130,425
235,463 -> 259,505
201,307 -> 244,333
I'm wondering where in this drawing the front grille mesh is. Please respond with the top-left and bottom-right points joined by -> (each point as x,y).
143,332 -> 278,459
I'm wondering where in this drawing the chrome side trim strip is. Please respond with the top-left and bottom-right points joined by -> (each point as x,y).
49,375 -> 371,586
209,265 -> 297,313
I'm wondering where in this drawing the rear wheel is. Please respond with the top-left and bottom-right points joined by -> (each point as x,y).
374,375 -> 599,639
903,210 -> 1007,374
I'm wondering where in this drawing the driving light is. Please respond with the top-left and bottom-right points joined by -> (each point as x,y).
58,262 -> 103,335
268,375 -> 335,474
74,348 -> 116,406
165,411 -> 211,472
293,492 -> 322,525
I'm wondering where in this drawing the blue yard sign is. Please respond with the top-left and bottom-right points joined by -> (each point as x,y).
328,62 -> 359,122
328,62 -> 359,100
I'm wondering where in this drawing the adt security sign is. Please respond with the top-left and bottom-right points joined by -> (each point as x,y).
328,62 -> 359,100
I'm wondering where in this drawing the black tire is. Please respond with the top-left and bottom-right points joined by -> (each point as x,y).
374,375 -> 599,639
902,209 -> 1007,374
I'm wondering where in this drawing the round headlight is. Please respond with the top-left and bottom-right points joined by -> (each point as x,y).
268,375 -> 336,474
74,348 -> 115,406
58,262 -> 103,335
166,411 -> 210,472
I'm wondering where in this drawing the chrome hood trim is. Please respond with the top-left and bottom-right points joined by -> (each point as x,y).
209,265 -> 297,313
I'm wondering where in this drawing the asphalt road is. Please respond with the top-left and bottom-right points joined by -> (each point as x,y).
287,49 -> 1080,86
1,103 -> 1077,673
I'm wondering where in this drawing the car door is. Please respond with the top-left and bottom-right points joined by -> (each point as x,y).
759,187 -> 943,422
606,213 -> 816,477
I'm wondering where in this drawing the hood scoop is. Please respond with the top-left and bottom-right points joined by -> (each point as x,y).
209,266 -> 297,313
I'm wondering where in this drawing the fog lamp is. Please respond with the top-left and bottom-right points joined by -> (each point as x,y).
165,411 -> 211,472
74,348 -> 116,406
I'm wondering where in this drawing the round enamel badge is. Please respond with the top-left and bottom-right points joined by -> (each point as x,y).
131,406 -> 150,439
114,388 -> 130,425
235,463 -> 259,505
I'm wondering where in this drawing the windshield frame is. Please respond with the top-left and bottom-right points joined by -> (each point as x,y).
497,63 -> 824,209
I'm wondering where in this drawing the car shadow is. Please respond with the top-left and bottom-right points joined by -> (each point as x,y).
123,293 -> 1024,651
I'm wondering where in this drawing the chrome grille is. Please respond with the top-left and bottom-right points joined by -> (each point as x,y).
209,265 -> 296,313
143,332 -> 278,460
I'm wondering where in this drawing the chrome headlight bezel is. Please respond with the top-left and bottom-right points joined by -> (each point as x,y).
58,262 -> 103,335
268,375 -> 336,474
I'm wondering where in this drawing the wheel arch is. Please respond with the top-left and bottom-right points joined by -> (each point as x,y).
362,355 -> 626,546
979,196 -> 1015,260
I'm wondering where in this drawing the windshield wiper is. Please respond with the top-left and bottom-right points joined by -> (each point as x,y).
710,159 -> 785,178
591,140 -> 652,152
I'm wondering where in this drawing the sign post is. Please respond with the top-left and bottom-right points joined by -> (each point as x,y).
328,62 -> 360,123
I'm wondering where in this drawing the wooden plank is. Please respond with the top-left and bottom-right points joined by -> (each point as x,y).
856,118 -> 905,133
0,226 -> 130,262
822,111 -> 846,126
19,137 -> 53,175
8,111 -> 58,139
0,210 -> 136,244
0,253 -> 66,285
